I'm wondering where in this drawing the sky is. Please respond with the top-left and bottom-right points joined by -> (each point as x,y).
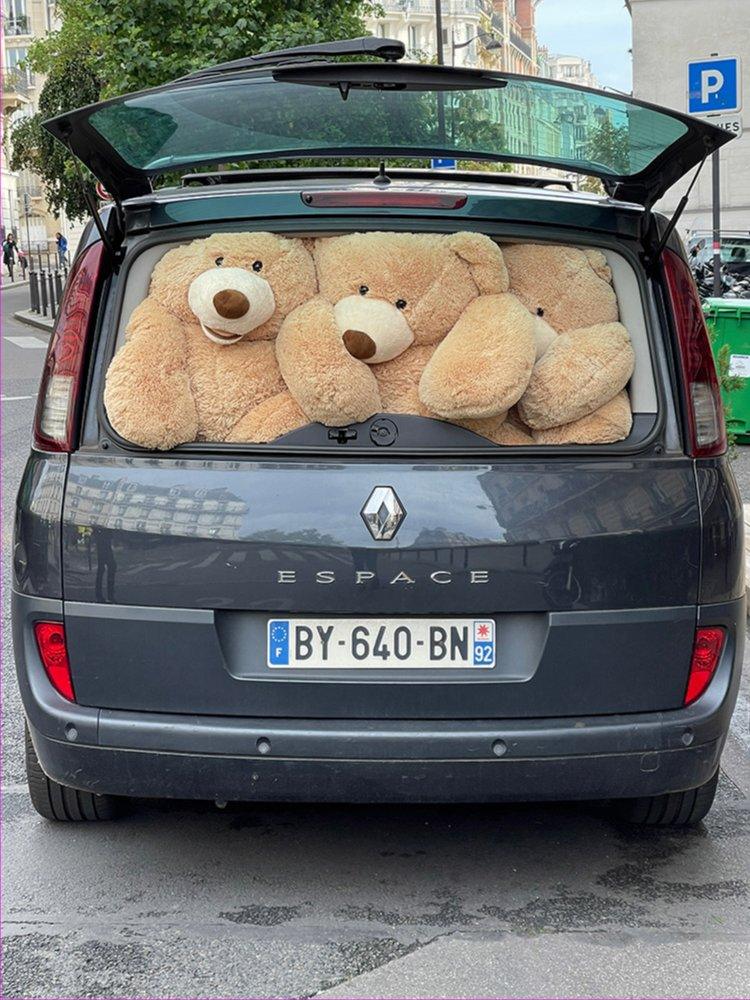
535,0 -> 633,93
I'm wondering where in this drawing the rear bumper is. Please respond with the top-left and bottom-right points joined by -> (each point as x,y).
28,725 -> 725,803
16,594 -> 745,804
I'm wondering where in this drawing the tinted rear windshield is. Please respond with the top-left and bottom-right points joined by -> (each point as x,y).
88,74 -> 687,178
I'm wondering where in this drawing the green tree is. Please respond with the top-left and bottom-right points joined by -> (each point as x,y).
10,58 -> 101,220
11,0 -> 370,219
579,115 -> 631,193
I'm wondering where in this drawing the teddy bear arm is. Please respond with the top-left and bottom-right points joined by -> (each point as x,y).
225,391 -> 309,443
277,297 -> 382,426
104,298 -> 198,450
419,293 -> 536,420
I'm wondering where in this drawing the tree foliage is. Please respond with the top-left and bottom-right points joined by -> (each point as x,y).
25,0 -> 371,97
9,58 -> 101,220
13,0 -> 370,218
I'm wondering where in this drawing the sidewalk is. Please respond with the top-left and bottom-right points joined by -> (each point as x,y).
12,308 -> 54,332
1,276 -> 30,290
744,504 -> 750,610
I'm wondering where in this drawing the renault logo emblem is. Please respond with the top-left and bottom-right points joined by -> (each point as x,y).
361,486 -> 406,541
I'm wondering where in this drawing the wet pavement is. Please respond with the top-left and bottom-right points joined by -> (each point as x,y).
2,284 -> 748,998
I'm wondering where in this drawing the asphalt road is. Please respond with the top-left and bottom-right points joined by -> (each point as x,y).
1,281 -> 749,999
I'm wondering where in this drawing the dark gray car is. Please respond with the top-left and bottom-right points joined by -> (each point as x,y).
14,38 -> 744,826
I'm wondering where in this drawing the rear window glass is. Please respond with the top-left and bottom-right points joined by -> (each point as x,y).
104,233 -> 654,452
88,75 -> 688,178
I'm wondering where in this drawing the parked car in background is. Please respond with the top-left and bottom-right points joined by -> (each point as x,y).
14,38 -> 743,827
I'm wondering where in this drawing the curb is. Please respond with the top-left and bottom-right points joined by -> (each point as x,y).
1,277 -> 30,289
12,309 -> 54,332
744,504 -> 750,615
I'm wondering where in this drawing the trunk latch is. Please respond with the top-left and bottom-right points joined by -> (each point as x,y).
328,426 -> 358,444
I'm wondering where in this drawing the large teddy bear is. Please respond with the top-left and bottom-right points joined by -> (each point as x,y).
270,231 -> 537,445
504,243 -> 635,444
104,232 -> 317,449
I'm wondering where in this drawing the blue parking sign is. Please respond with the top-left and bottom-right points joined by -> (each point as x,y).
688,57 -> 740,114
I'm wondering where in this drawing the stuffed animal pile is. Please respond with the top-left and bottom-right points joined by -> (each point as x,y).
104,231 -> 636,449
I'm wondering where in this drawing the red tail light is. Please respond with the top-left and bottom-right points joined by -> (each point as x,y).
33,241 -> 106,452
34,621 -> 75,702
662,248 -> 726,457
301,191 -> 468,209
684,626 -> 725,705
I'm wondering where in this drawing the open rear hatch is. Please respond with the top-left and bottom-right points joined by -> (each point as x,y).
49,41 -> 727,722
44,36 -> 732,207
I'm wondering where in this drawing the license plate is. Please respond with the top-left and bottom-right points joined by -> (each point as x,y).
267,618 -> 495,669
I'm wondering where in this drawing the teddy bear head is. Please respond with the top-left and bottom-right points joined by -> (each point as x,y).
313,231 -> 509,364
503,243 -> 619,336
147,232 -> 317,344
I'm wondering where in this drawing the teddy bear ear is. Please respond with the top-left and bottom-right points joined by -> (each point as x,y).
583,248 -> 612,283
445,232 -> 509,294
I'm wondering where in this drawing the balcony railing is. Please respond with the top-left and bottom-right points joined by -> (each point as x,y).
510,29 -> 532,59
4,14 -> 30,35
379,0 -> 483,15
3,67 -> 31,97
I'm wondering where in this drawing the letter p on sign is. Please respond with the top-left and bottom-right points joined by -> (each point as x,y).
702,69 -> 724,105
688,57 -> 741,114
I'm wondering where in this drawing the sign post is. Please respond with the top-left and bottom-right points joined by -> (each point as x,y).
687,56 -> 742,298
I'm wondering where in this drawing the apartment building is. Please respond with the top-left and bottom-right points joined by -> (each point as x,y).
2,0 -> 82,252
628,0 -> 749,232
365,0 -> 543,73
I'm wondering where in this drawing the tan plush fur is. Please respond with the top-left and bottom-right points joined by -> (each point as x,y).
517,323 -> 635,430
533,391 -> 632,444
277,232 -> 534,436
503,243 -> 619,332
104,233 -> 317,449
419,293 -> 535,419
506,243 -> 635,442
107,230 -> 636,450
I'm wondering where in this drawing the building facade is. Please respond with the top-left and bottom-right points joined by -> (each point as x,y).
546,53 -> 598,90
365,2 -> 611,186
365,1 -> 545,74
628,0 -> 750,233
2,0 -> 84,256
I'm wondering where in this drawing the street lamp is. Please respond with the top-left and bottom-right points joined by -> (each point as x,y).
452,30 -> 502,65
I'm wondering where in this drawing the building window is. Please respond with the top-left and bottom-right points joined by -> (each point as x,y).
408,24 -> 419,52
376,21 -> 386,37
4,0 -> 29,35
6,46 -> 34,85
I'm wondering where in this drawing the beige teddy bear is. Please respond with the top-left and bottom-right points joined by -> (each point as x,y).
272,231 -> 536,444
503,243 -> 635,444
103,232 -> 317,449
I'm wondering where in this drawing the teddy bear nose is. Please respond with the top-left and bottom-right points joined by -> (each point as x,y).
213,289 -> 250,319
343,329 -> 377,361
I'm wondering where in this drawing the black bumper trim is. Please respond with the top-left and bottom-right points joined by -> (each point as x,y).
29,728 -> 723,803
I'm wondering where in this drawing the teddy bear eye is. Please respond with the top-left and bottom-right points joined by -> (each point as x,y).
396,299 -> 407,310
359,285 -> 369,295
215,256 -> 224,267
536,307 -> 545,317
252,260 -> 263,272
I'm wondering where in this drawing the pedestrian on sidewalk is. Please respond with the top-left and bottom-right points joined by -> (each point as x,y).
3,233 -> 18,280
55,232 -> 68,268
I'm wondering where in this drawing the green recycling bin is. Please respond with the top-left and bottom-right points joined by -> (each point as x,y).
703,297 -> 750,442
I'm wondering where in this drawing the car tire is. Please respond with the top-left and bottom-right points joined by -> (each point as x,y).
25,725 -> 120,821
613,769 -> 719,827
